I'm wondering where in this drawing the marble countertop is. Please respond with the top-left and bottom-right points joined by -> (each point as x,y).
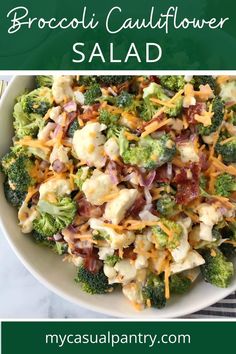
0,233 -> 111,319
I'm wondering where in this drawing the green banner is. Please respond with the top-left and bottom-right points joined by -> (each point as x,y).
0,0 -> 236,69
1,321 -> 236,354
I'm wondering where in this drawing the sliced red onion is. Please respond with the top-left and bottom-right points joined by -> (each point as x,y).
167,163 -> 173,179
108,87 -> 117,96
140,170 -> 156,188
107,161 -> 119,185
53,124 -> 63,138
54,233 -> 62,241
64,101 -> 77,113
144,187 -> 152,205
52,159 -> 65,173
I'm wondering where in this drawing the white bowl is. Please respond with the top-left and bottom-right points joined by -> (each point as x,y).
0,76 -> 235,319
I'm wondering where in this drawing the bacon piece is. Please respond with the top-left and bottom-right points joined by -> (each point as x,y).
128,196 -> 146,218
173,163 -> 201,205
123,246 -> 137,261
78,198 -> 104,218
184,102 -> 206,125
149,76 -> 160,84
155,164 -> 170,183
74,246 -> 102,273
176,181 -> 199,205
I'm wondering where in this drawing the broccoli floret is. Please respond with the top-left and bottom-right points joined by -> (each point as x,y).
193,76 -> 217,92
228,222 -> 236,241
67,119 -> 80,138
94,76 -> 132,86
142,274 -> 166,309
54,242 -> 68,255
32,230 -> 55,247
107,125 -> 124,139
13,101 -> 45,138
152,218 -> 183,249
156,195 -> 177,217
200,248 -> 234,288
37,197 -> 77,232
21,87 -> 53,116
160,76 -> 185,91
77,76 -> 96,86
0,151 -> 17,173
215,135 -> 236,163
1,151 -> 35,192
99,109 -> 120,126
33,213 -> 59,237
197,97 -> 224,136
215,173 -> 236,197
75,265 -> 112,294
200,175 -> 208,190
170,274 -> 192,294
104,255 -> 121,267
3,179 -> 26,207
116,91 -> 133,108
74,167 -> 92,190
84,84 -> 102,105
143,82 -> 183,118
35,76 -> 53,88
219,243 -> 236,259
120,132 -> 176,170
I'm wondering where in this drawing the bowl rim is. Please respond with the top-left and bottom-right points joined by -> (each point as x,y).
0,75 -> 236,319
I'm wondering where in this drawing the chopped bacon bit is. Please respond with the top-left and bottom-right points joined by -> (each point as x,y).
149,76 -> 160,84
173,163 -> 200,205
173,163 -> 200,184
78,198 -> 104,218
128,196 -> 146,218
155,164 -> 170,183
184,102 -> 206,124
176,181 -> 199,205
123,246 -> 137,261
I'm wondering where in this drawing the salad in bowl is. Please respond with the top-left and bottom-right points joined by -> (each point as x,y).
1,75 -> 236,312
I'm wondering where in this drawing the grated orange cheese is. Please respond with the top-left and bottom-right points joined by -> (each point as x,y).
150,97 -> 175,108
164,258 -> 170,300
141,118 -> 172,137
212,158 -> 236,176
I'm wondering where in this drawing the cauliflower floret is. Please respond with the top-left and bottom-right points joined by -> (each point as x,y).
98,247 -> 114,260
135,234 -> 152,252
202,132 -> 215,145
122,282 -> 144,305
104,137 -> 120,161
74,90 -> 85,105
139,210 -> 159,221
177,142 -> 199,163
170,221 -> 190,263
18,204 -> 39,234
39,178 -> 71,200
52,76 -> 74,104
89,218 -> 135,249
49,145 -> 70,165
104,259 -> 137,285
49,106 -> 61,122
73,122 -> 107,168
82,170 -> 116,206
220,80 -> 236,102
104,189 -> 138,224
135,254 -> 149,270
37,122 -> 56,140
197,203 -> 222,241
170,250 -> 205,274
